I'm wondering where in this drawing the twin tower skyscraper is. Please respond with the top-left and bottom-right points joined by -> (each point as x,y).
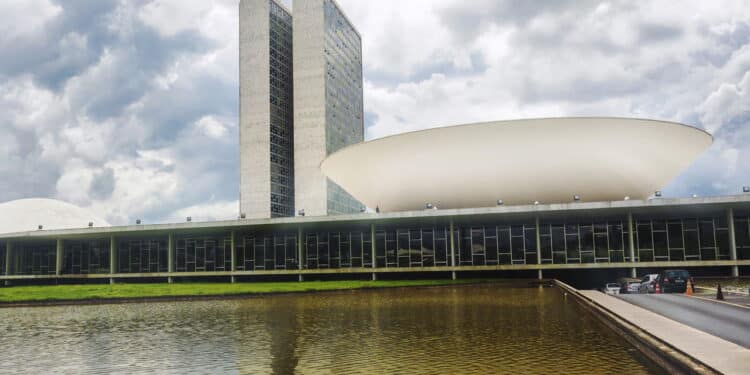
239,0 -> 364,218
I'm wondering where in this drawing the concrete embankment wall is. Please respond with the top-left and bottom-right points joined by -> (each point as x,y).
554,280 -> 718,375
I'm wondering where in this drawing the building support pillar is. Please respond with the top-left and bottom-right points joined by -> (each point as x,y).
230,230 -> 236,283
371,223 -> 376,281
535,216 -> 542,280
728,208 -> 739,277
167,233 -> 174,284
109,236 -> 116,285
55,239 -> 63,277
449,218 -> 456,280
4,241 -> 11,286
627,211 -> 637,278
297,226 -> 304,282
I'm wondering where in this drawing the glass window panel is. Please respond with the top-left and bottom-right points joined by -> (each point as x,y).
735,219 -> 749,247
551,225 -> 565,252
637,224 -> 653,250
594,235 -> 608,259
716,229 -> 730,259
566,234 -> 579,260
581,226 -> 594,251
684,231 -> 699,258
511,237 -> 525,260
498,227 -> 511,253
540,235 -> 552,261
699,220 -> 715,248
667,222 -> 683,249
485,236 -> 498,262
653,231 -> 667,258
652,220 -> 666,231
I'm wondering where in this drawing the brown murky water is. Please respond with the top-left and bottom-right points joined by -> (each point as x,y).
0,284 -> 664,374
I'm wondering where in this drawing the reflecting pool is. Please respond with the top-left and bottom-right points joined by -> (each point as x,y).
0,284 -> 664,374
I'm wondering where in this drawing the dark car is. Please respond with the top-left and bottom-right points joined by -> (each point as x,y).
656,269 -> 692,293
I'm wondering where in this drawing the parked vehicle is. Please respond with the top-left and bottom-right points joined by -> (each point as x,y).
638,274 -> 659,293
617,278 -> 641,294
656,269 -> 692,293
604,283 -> 620,295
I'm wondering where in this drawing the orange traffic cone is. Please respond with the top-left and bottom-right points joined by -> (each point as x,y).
655,282 -> 661,294
685,279 -> 693,296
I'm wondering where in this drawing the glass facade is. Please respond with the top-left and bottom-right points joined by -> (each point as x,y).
734,216 -> 750,259
7,241 -> 56,275
175,233 -> 233,272
63,240 -> 110,275
323,0 -> 364,215
306,228 -> 372,268
235,231 -> 299,270
269,0 -> 295,217
117,238 -> 168,273
2,211 -> 748,277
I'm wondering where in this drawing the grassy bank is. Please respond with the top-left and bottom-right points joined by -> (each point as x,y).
0,279 -> 498,304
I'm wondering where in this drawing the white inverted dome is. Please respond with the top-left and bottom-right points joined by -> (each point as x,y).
0,198 -> 110,234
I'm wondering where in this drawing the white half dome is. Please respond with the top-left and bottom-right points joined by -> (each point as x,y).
0,198 -> 110,234
321,117 -> 712,212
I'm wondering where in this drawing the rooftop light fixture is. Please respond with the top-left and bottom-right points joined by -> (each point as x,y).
497,199 -> 504,206
38,225 -> 43,230
298,209 -> 305,217
655,191 -> 662,197
88,222 -> 93,227
624,196 -> 630,200
573,195 -> 580,201
534,201 -> 540,205
360,206 -> 366,213
692,194 -> 698,198
744,186 -> 750,193
136,219 -> 142,225
240,213 -> 246,219
186,217 -> 192,222
425,203 -> 433,209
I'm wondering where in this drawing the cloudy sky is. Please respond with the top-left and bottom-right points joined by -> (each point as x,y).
1,0 -> 749,225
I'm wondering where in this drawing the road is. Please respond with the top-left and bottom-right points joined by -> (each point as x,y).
617,293 -> 750,348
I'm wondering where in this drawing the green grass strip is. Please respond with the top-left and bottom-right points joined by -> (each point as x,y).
0,279 -> 501,303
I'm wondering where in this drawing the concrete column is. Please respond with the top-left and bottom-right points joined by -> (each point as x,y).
370,223 -> 376,281
167,233 -> 174,284
297,226 -> 304,282
230,230 -> 236,283
449,218 -> 456,280
4,241 -> 11,286
535,216 -> 542,280
109,236 -> 116,285
728,208 -> 739,277
55,239 -> 63,276
627,211 -> 636,278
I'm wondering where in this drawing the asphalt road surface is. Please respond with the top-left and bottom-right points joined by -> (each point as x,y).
618,293 -> 750,348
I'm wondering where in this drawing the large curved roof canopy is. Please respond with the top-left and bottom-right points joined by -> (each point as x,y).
0,198 -> 110,234
321,117 -> 712,212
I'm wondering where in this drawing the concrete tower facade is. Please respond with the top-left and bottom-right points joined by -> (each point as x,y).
239,0 -> 295,219
293,0 -> 364,217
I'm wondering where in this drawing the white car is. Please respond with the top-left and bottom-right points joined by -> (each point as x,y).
623,281 -> 641,294
638,274 -> 659,293
604,283 -> 620,295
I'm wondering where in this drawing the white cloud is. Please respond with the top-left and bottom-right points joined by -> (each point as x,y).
194,115 -> 228,138
0,0 -> 61,40
1,0 -> 749,225
164,200 -> 239,223
699,72 -> 750,133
